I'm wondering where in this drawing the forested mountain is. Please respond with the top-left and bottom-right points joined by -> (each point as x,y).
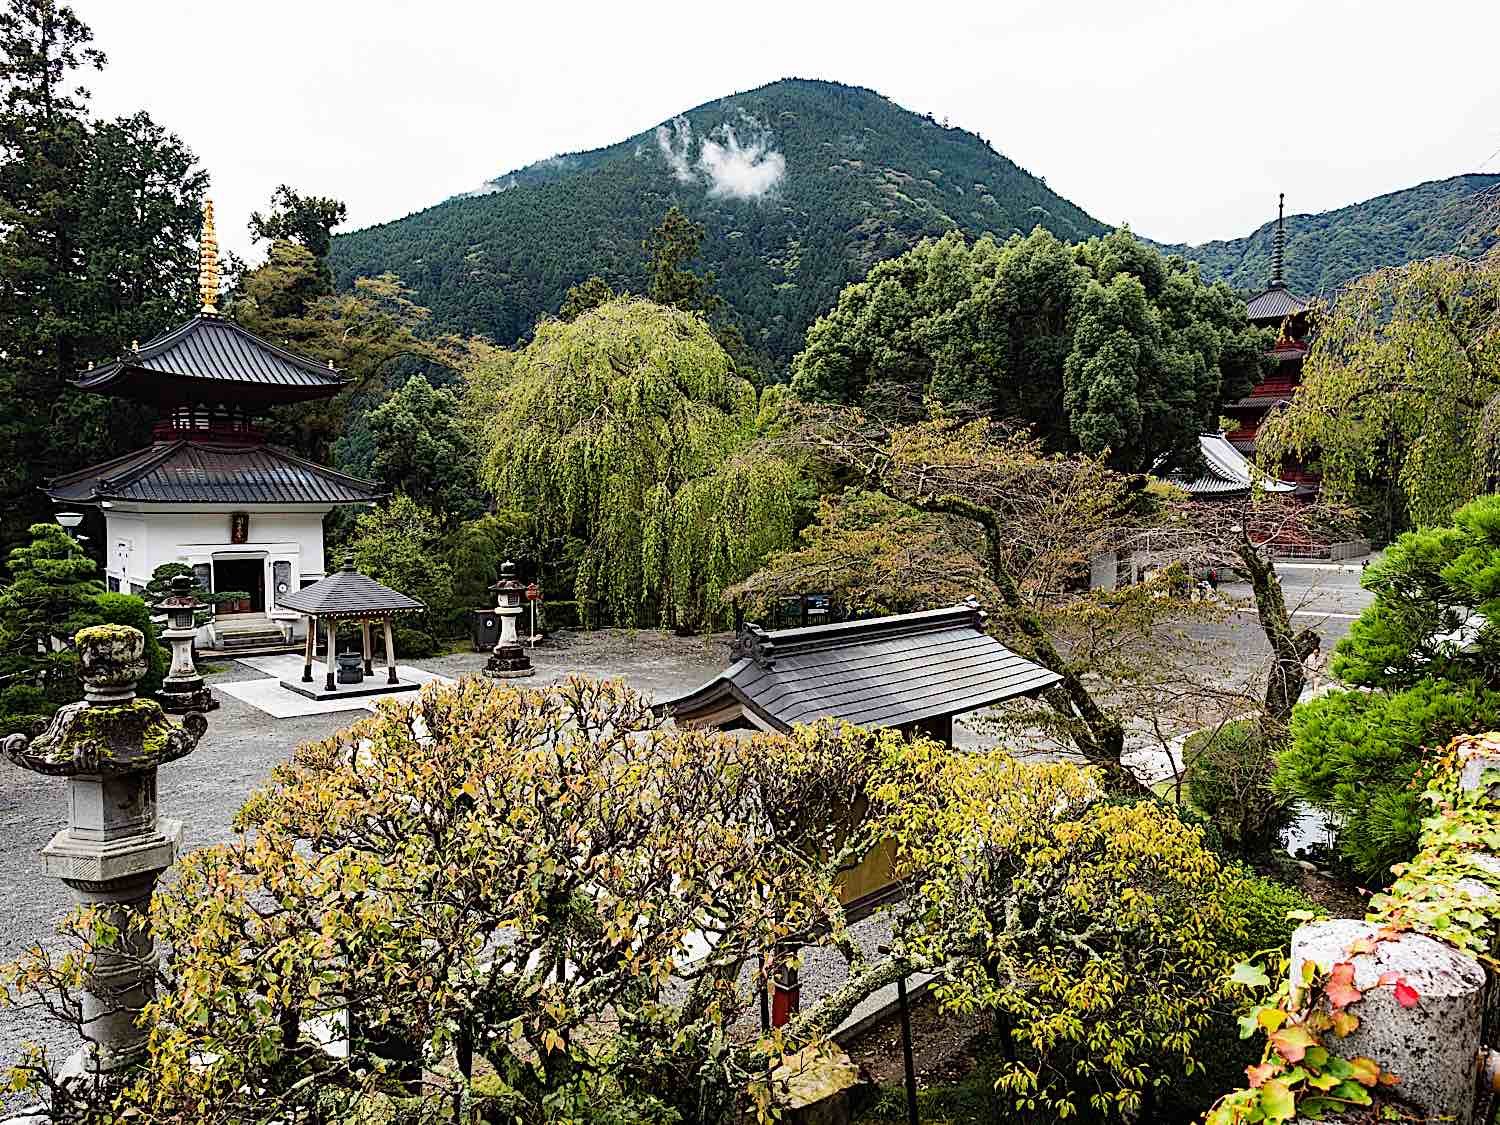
328,78 -> 1107,366
1166,174 -> 1500,295
331,79 -> 1498,368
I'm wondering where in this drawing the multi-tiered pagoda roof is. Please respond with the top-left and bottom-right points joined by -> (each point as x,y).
1222,194 -> 1317,492
46,201 -> 382,510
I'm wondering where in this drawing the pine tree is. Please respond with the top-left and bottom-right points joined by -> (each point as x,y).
0,522 -> 103,732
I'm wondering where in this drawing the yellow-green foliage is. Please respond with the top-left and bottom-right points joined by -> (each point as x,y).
870,744 -> 1244,1121
1258,250 -> 1500,531
483,297 -> 797,629
1,678 -> 897,1123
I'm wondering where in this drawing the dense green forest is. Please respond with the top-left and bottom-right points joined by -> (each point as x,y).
328,78 -> 1107,366
1163,173 -> 1500,295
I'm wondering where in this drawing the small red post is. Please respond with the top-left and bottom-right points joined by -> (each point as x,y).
771,956 -> 800,1026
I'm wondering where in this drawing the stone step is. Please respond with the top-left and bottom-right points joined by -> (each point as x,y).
218,629 -> 287,648
200,642 -> 301,660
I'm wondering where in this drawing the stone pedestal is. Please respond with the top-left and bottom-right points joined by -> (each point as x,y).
1291,918 -> 1487,1124
1,624 -> 205,1080
484,561 -> 534,679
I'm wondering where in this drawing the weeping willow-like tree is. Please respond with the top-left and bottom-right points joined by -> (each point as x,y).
484,298 -> 797,629
1258,247 -> 1500,535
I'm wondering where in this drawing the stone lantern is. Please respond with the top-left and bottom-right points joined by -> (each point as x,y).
157,574 -> 216,713
483,560 -> 533,679
2,624 -> 206,1077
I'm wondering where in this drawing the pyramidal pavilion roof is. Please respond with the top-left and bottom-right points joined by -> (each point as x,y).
278,554 -> 425,619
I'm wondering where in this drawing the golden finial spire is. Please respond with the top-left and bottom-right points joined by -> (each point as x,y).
198,199 -> 220,314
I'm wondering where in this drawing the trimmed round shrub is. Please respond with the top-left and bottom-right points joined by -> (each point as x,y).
1183,719 -> 1292,856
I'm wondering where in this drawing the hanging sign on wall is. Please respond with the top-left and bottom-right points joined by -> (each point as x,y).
230,512 -> 250,544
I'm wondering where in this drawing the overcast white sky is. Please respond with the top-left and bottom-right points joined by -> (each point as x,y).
76,0 -> 1500,261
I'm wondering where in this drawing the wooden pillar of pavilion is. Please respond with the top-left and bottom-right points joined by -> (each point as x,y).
361,621 -> 373,677
302,615 -> 315,683
383,619 -> 397,685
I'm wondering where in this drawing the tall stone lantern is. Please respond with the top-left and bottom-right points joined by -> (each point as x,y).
2,624 -> 206,1077
157,574 -> 217,713
483,560 -> 534,679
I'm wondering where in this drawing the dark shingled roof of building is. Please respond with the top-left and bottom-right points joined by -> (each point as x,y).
1245,286 -> 1309,322
73,313 -> 346,406
660,604 -> 1061,733
45,440 -> 383,506
1167,433 -> 1296,497
278,555 -> 425,618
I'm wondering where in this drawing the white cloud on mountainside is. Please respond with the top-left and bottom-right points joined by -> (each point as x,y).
653,115 -> 785,200
655,117 -> 697,184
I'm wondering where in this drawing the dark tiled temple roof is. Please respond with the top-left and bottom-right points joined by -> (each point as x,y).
74,314 -> 345,406
1245,286 -> 1309,322
1225,394 -> 1293,409
1168,433 -> 1295,497
660,604 -> 1061,732
278,556 -> 425,618
45,441 -> 383,506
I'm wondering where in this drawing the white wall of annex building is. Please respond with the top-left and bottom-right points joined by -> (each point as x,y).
104,508 -> 329,642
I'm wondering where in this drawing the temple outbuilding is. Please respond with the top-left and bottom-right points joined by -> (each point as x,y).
276,553 -> 425,700
1168,433 -> 1297,500
661,603 -> 1061,746
44,201 -> 383,652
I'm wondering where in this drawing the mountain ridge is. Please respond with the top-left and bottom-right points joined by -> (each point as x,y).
329,79 -> 1499,364
1162,173 -> 1500,296
329,78 -> 1109,365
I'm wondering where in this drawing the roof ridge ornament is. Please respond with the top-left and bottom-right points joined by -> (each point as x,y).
198,198 -> 220,315
731,622 -> 775,667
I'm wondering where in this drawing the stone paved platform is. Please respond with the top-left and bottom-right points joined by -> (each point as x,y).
213,654 -> 453,717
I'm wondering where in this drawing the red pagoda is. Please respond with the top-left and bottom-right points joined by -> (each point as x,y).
1222,194 -> 1317,494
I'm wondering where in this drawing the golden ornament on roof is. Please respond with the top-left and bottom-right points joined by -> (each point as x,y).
198,199 -> 220,315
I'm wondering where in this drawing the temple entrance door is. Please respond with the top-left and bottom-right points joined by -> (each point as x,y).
213,557 -> 265,615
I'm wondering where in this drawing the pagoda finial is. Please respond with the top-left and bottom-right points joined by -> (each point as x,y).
198,199 -> 220,314
1270,192 -> 1287,290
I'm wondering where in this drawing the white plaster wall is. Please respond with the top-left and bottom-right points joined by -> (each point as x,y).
103,507 -> 330,644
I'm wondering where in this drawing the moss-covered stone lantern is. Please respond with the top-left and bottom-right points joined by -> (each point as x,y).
2,624 -> 206,1077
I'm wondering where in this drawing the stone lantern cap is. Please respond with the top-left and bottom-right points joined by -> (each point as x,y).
159,572 -> 199,610
2,625 -> 206,776
490,560 -> 524,593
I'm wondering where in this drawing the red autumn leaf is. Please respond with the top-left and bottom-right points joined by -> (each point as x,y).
1270,1025 -> 1316,1063
1394,980 -> 1420,1007
1348,1056 -> 1381,1086
1325,961 -> 1362,1009
1246,1061 -> 1279,1088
